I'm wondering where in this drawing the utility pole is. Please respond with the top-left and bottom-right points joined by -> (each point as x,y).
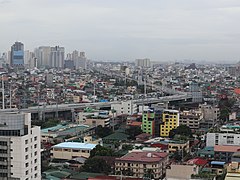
144,76 -> 147,99
93,80 -> 96,103
56,97 -> 59,119
112,108 -> 115,132
2,75 -> 5,109
9,83 -> 12,109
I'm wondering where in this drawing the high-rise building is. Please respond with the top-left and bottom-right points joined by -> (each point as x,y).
67,50 -> 87,70
135,58 -> 151,68
10,42 -> 24,67
34,46 -> 51,68
50,46 -> 65,68
111,100 -> 137,115
72,50 -> 79,61
0,112 -> 41,180
46,73 -> 54,87
199,104 -> 220,129
189,82 -> 202,103
141,109 -> 162,137
179,110 -> 203,129
24,50 -> 36,69
160,109 -> 179,137
80,51 -> 85,58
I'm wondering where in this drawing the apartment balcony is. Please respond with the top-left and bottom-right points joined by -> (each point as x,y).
0,145 -> 8,150
0,161 -> 8,166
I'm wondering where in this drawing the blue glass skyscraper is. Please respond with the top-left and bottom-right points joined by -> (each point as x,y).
11,41 -> 24,67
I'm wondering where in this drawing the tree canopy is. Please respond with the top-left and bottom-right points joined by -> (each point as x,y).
125,126 -> 142,140
169,125 -> 192,138
95,125 -> 113,138
90,145 -> 115,158
81,157 -> 111,174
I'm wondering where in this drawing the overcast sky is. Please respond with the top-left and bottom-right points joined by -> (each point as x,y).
0,0 -> 240,62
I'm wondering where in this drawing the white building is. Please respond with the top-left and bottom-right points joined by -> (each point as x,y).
111,100 -> 137,115
206,132 -> 240,147
51,142 -> 97,160
135,58 -> 151,68
50,46 -> 65,68
199,104 -> 220,122
34,46 -> 51,68
0,112 -> 41,180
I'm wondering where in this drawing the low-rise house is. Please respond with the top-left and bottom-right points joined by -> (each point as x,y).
85,116 -> 110,127
197,146 -> 214,159
135,133 -> 152,142
166,164 -> 199,180
214,145 -> 240,162
51,142 -> 97,159
168,140 -> 190,153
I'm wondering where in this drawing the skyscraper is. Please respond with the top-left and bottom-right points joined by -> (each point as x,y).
10,42 -> 24,67
0,112 -> 41,179
34,46 -> 51,68
135,58 -> 151,68
50,46 -> 65,68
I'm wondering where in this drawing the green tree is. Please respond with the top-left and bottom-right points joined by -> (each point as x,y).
169,125 -> 192,138
122,144 -> 134,151
95,125 -> 113,138
90,145 -> 115,157
126,126 -> 142,140
219,97 -> 236,121
81,157 -> 111,174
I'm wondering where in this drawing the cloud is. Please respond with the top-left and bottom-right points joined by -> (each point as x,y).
0,0 -> 240,62
0,0 -> 11,5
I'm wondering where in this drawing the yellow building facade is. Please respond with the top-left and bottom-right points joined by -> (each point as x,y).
160,110 -> 179,137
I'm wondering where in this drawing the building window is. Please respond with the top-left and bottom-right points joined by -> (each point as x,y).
25,163 -> 29,167
25,155 -> 28,160
0,141 -> 7,146
34,144 -> 37,148
26,170 -> 28,175
25,147 -> 28,152
34,151 -> 37,156
34,159 -> 37,163
25,140 -> 28,144
34,173 -> 37,178
34,166 -> 37,171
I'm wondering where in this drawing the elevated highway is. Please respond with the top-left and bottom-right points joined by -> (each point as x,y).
16,93 -> 192,114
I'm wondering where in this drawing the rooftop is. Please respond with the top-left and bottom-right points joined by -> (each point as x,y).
53,142 -> 97,150
116,151 -> 168,163
41,124 -> 90,134
187,158 -> 208,166
163,109 -> 179,113
214,145 -> 240,152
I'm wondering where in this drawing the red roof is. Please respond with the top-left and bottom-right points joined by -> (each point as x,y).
130,122 -> 142,127
234,88 -> 240,95
89,176 -> 142,180
150,143 -> 168,150
116,151 -> 168,163
214,145 -> 240,152
187,158 -> 208,166
135,133 -> 151,139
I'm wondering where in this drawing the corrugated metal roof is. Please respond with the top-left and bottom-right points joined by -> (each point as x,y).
53,142 -> 97,150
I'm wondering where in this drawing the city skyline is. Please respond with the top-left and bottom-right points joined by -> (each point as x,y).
1,0 -> 240,62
